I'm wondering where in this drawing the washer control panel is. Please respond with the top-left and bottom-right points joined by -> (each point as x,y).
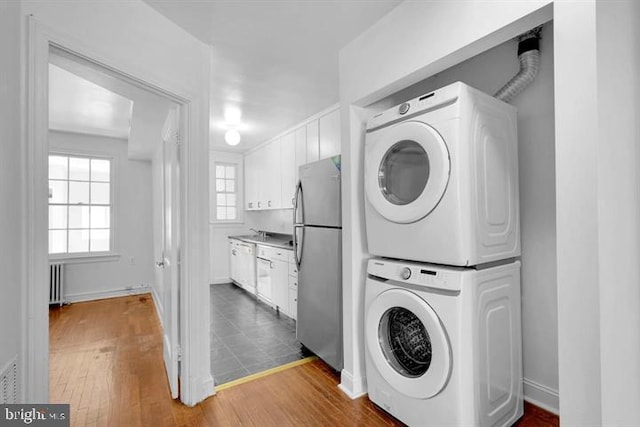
367,259 -> 463,292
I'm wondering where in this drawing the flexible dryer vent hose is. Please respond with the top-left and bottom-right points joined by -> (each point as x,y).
495,28 -> 541,103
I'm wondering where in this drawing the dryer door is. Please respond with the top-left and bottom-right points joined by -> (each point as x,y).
365,121 -> 450,224
366,288 -> 451,399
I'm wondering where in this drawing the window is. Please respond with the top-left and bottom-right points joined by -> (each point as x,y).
215,163 -> 237,221
48,154 -> 113,256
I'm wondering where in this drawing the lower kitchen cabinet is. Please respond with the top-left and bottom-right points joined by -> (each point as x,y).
229,238 -> 256,293
254,244 -> 298,319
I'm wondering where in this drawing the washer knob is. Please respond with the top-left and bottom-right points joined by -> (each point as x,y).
400,267 -> 412,280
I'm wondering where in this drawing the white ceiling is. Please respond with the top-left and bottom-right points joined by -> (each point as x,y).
49,64 -> 133,140
143,0 -> 402,152
49,51 -> 177,160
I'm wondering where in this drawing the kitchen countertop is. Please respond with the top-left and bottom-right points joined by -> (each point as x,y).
229,233 -> 294,250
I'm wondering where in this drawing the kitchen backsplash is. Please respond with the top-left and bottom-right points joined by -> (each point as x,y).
244,209 -> 294,235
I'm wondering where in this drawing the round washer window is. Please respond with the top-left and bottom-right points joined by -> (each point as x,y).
378,140 -> 430,206
379,307 -> 432,377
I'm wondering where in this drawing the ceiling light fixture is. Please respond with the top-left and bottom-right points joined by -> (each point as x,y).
225,129 -> 241,146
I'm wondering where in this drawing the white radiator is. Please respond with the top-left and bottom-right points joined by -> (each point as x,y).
49,262 -> 65,306
0,357 -> 18,404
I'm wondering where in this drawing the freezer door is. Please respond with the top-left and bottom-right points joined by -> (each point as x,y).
299,156 -> 341,227
297,226 -> 343,371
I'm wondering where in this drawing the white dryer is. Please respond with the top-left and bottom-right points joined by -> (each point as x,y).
364,258 -> 523,427
364,82 -> 519,266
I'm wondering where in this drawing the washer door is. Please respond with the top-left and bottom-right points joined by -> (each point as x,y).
366,288 -> 451,399
365,121 -> 450,224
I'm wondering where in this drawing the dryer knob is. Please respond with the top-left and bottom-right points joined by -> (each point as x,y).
398,103 -> 410,115
400,267 -> 412,280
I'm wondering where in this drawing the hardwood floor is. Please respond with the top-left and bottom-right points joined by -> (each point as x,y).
50,294 -> 558,426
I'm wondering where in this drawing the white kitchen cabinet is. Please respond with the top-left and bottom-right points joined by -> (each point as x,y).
271,258 -> 289,313
306,120 -> 319,163
262,138 -> 282,209
244,151 -> 258,210
294,126 -> 306,184
319,108 -> 341,159
229,239 -> 238,282
280,131 -> 296,209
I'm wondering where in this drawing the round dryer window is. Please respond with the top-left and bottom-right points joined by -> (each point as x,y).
365,121 -> 450,224
366,289 -> 451,399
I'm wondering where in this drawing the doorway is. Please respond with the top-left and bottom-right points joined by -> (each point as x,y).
25,18 -> 212,406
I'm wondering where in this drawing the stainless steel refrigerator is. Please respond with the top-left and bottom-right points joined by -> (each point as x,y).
293,155 -> 343,371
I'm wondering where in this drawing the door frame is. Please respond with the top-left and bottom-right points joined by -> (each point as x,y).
25,17 -> 213,405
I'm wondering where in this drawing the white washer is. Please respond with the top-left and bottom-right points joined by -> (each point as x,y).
365,258 -> 523,427
364,82 -> 520,266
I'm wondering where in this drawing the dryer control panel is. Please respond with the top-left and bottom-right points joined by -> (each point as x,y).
367,259 -> 463,292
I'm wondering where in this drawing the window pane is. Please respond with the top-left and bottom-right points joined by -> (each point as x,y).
226,194 -> 236,206
69,181 -> 90,204
217,207 -> 226,220
90,229 -> 110,252
68,229 -> 89,253
49,156 -> 68,180
49,206 -> 67,229
90,206 -> 110,229
216,193 -> 226,206
69,157 -> 90,181
225,180 -> 235,192
68,206 -> 90,229
216,179 -> 225,192
91,182 -> 110,204
49,180 -> 68,204
91,159 -> 110,182
49,230 -> 67,254
225,166 -> 235,179
216,165 -> 225,178
226,207 -> 236,220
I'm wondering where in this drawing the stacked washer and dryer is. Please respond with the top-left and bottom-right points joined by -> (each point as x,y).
363,82 -> 523,427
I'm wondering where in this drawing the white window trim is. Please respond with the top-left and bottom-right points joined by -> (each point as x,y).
210,151 -> 244,226
48,151 -> 118,262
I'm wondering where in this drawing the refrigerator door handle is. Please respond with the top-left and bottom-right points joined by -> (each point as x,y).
293,224 -> 303,269
293,180 -> 303,225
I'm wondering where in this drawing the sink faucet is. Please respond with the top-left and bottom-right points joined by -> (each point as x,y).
249,228 -> 267,240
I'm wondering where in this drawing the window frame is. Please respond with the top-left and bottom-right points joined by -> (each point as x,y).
48,151 -> 118,262
210,153 -> 244,226
213,161 -> 239,223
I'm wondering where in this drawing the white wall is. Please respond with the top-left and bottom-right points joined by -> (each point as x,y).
49,131 -> 155,301
22,0 -> 212,404
338,0 -> 553,401
595,2 -> 640,423
0,0 -> 23,400
554,1 -> 640,424
367,24 -> 558,411
209,150 -> 249,284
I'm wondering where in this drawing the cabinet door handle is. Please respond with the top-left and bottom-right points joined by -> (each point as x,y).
258,201 -> 261,208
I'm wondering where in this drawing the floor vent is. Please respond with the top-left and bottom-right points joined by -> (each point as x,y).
0,357 -> 18,404
49,262 -> 65,306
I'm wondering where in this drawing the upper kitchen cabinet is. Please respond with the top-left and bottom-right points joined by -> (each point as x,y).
294,126 -> 307,184
245,138 -> 282,210
319,109 -> 340,159
306,120 -> 319,163
280,131 -> 296,209
244,104 -> 340,211
262,138 -> 282,209
245,150 -> 258,210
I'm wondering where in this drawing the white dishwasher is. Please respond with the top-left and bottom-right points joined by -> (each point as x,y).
256,254 -> 272,304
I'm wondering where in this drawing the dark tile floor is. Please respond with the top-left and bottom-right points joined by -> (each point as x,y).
210,283 -> 311,385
